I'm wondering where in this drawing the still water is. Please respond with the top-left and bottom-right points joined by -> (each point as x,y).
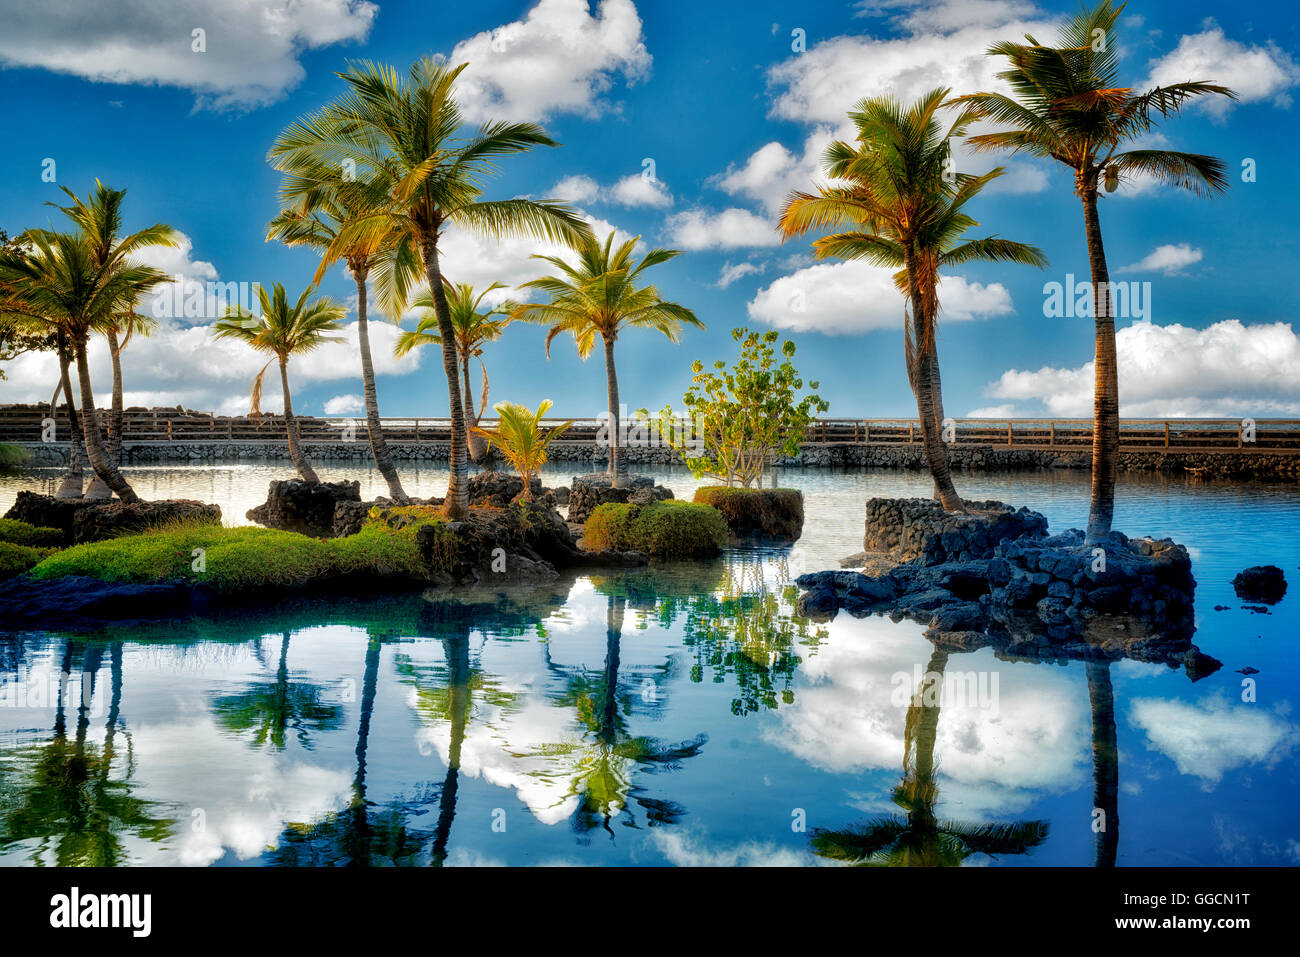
0,463 -> 1297,866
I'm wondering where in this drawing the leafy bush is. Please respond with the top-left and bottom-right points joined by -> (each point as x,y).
0,444 -> 32,468
693,487 -> 804,539
29,514 -> 445,593
0,517 -> 63,547
584,501 -> 727,558
0,541 -> 43,580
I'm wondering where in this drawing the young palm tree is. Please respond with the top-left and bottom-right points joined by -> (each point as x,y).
949,0 -> 1234,540
512,231 -> 702,489
0,230 -> 167,502
267,166 -> 410,503
471,400 -> 572,502
780,89 -> 1047,511
49,182 -> 177,496
214,283 -> 345,483
268,57 -> 592,520
397,281 -> 512,464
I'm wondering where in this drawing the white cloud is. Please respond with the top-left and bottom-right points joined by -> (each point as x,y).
717,132 -> 837,216
323,394 -> 365,415
666,208 -> 782,250
716,261 -> 765,289
450,0 -> 651,123
1144,23 -> 1300,117
1121,243 -> 1204,275
609,173 -> 672,208
985,319 -> 1300,417
550,174 -> 601,204
747,259 -> 1013,335
0,0 -> 377,110
1130,694 -> 1297,785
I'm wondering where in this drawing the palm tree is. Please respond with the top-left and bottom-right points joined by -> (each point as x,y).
949,0 -> 1234,540
0,230 -> 167,502
780,89 -> 1047,512
1086,659 -> 1120,867
398,281 -> 513,464
48,182 -> 176,498
268,57 -> 592,520
512,231 -> 702,489
214,283 -> 345,483
471,400 -> 572,502
267,167 -> 410,503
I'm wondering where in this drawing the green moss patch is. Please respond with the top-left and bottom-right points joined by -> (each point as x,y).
0,444 -> 32,468
0,517 -> 63,547
692,486 -> 804,541
0,541 -> 44,581
583,501 -> 727,559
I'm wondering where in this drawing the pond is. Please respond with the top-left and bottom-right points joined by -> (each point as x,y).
1,463 -> 1297,866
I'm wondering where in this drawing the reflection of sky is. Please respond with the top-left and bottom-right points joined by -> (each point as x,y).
1130,694 -> 1298,786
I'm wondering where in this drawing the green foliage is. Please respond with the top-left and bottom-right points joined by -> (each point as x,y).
657,328 -> 828,488
472,400 -> 572,499
28,514 -> 448,593
0,517 -> 62,546
692,486 -> 804,537
0,541 -> 43,580
583,501 -> 727,559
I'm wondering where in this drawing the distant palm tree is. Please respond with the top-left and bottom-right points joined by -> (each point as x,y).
812,646 -> 1048,866
397,281 -> 512,465
266,164 -> 410,502
780,89 -> 1047,511
512,231 -> 702,488
214,283 -> 345,482
471,400 -> 572,502
268,57 -> 591,519
949,0 -> 1234,541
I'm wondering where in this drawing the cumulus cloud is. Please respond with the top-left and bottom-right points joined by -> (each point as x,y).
323,394 -> 365,415
450,0 -> 651,123
1130,694 -> 1297,785
609,173 -> 672,207
747,260 -> 1013,335
666,208 -> 782,250
550,174 -> 601,204
984,319 -> 1300,417
1121,243 -> 1204,275
1144,23 -> 1300,117
0,0 -> 377,110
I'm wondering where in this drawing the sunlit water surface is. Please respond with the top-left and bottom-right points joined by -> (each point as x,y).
0,462 -> 1297,866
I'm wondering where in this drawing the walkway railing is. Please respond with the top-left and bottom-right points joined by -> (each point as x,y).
2,406 -> 1298,453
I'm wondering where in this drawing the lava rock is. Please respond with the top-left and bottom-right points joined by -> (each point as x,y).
71,499 -> 222,544
247,479 -> 360,538
863,497 -> 1048,566
566,475 -> 673,524
3,491 -> 97,545
1231,565 -> 1287,604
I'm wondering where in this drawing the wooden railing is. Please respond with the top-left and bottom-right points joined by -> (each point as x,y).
2,405 -> 1298,453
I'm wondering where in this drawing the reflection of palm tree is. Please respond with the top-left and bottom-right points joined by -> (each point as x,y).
0,640 -> 174,865
1087,660 -> 1119,867
211,632 -> 343,750
813,647 -> 1048,866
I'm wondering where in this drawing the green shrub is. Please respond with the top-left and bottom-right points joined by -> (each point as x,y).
0,541 -> 43,580
692,486 -> 804,539
0,444 -> 32,468
0,517 -> 64,547
29,513 -> 446,594
584,501 -> 727,559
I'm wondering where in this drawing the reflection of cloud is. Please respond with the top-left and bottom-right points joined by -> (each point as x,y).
1130,694 -> 1298,785
651,829 -> 819,866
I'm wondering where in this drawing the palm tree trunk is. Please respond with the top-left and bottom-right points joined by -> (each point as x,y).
353,266 -> 408,503
72,334 -> 139,502
431,636 -> 470,867
462,355 -> 489,464
931,343 -> 946,502
349,636 -> 381,865
54,335 -> 85,499
603,335 -> 627,489
904,251 -> 962,511
279,357 -> 319,483
419,238 -> 469,520
107,327 -> 124,467
1086,659 -> 1119,867
1082,187 -> 1118,545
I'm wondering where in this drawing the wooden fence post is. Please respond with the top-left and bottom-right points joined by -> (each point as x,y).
1164,421 -> 1170,448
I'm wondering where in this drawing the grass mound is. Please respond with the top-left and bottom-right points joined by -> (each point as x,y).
0,541 -> 45,581
0,517 -> 63,547
692,486 -> 804,540
29,513 -> 446,594
583,501 -> 727,559
0,444 -> 32,468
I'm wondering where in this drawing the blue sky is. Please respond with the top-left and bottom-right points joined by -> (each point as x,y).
1,0 -> 1298,421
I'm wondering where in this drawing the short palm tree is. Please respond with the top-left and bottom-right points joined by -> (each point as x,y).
512,231 -> 702,488
471,400 -> 572,502
779,89 -> 1047,511
268,57 -> 592,520
397,281 -> 512,465
267,164 -> 410,503
949,0 -> 1235,540
214,283 -> 345,482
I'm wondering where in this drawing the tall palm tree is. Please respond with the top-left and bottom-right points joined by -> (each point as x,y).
267,168 -> 410,503
214,283 -> 345,483
1086,659 -> 1119,867
48,182 -> 177,498
268,57 -> 592,520
780,89 -> 1047,512
949,0 -> 1234,540
397,281 -> 512,464
0,230 -> 167,502
512,231 -> 702,489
